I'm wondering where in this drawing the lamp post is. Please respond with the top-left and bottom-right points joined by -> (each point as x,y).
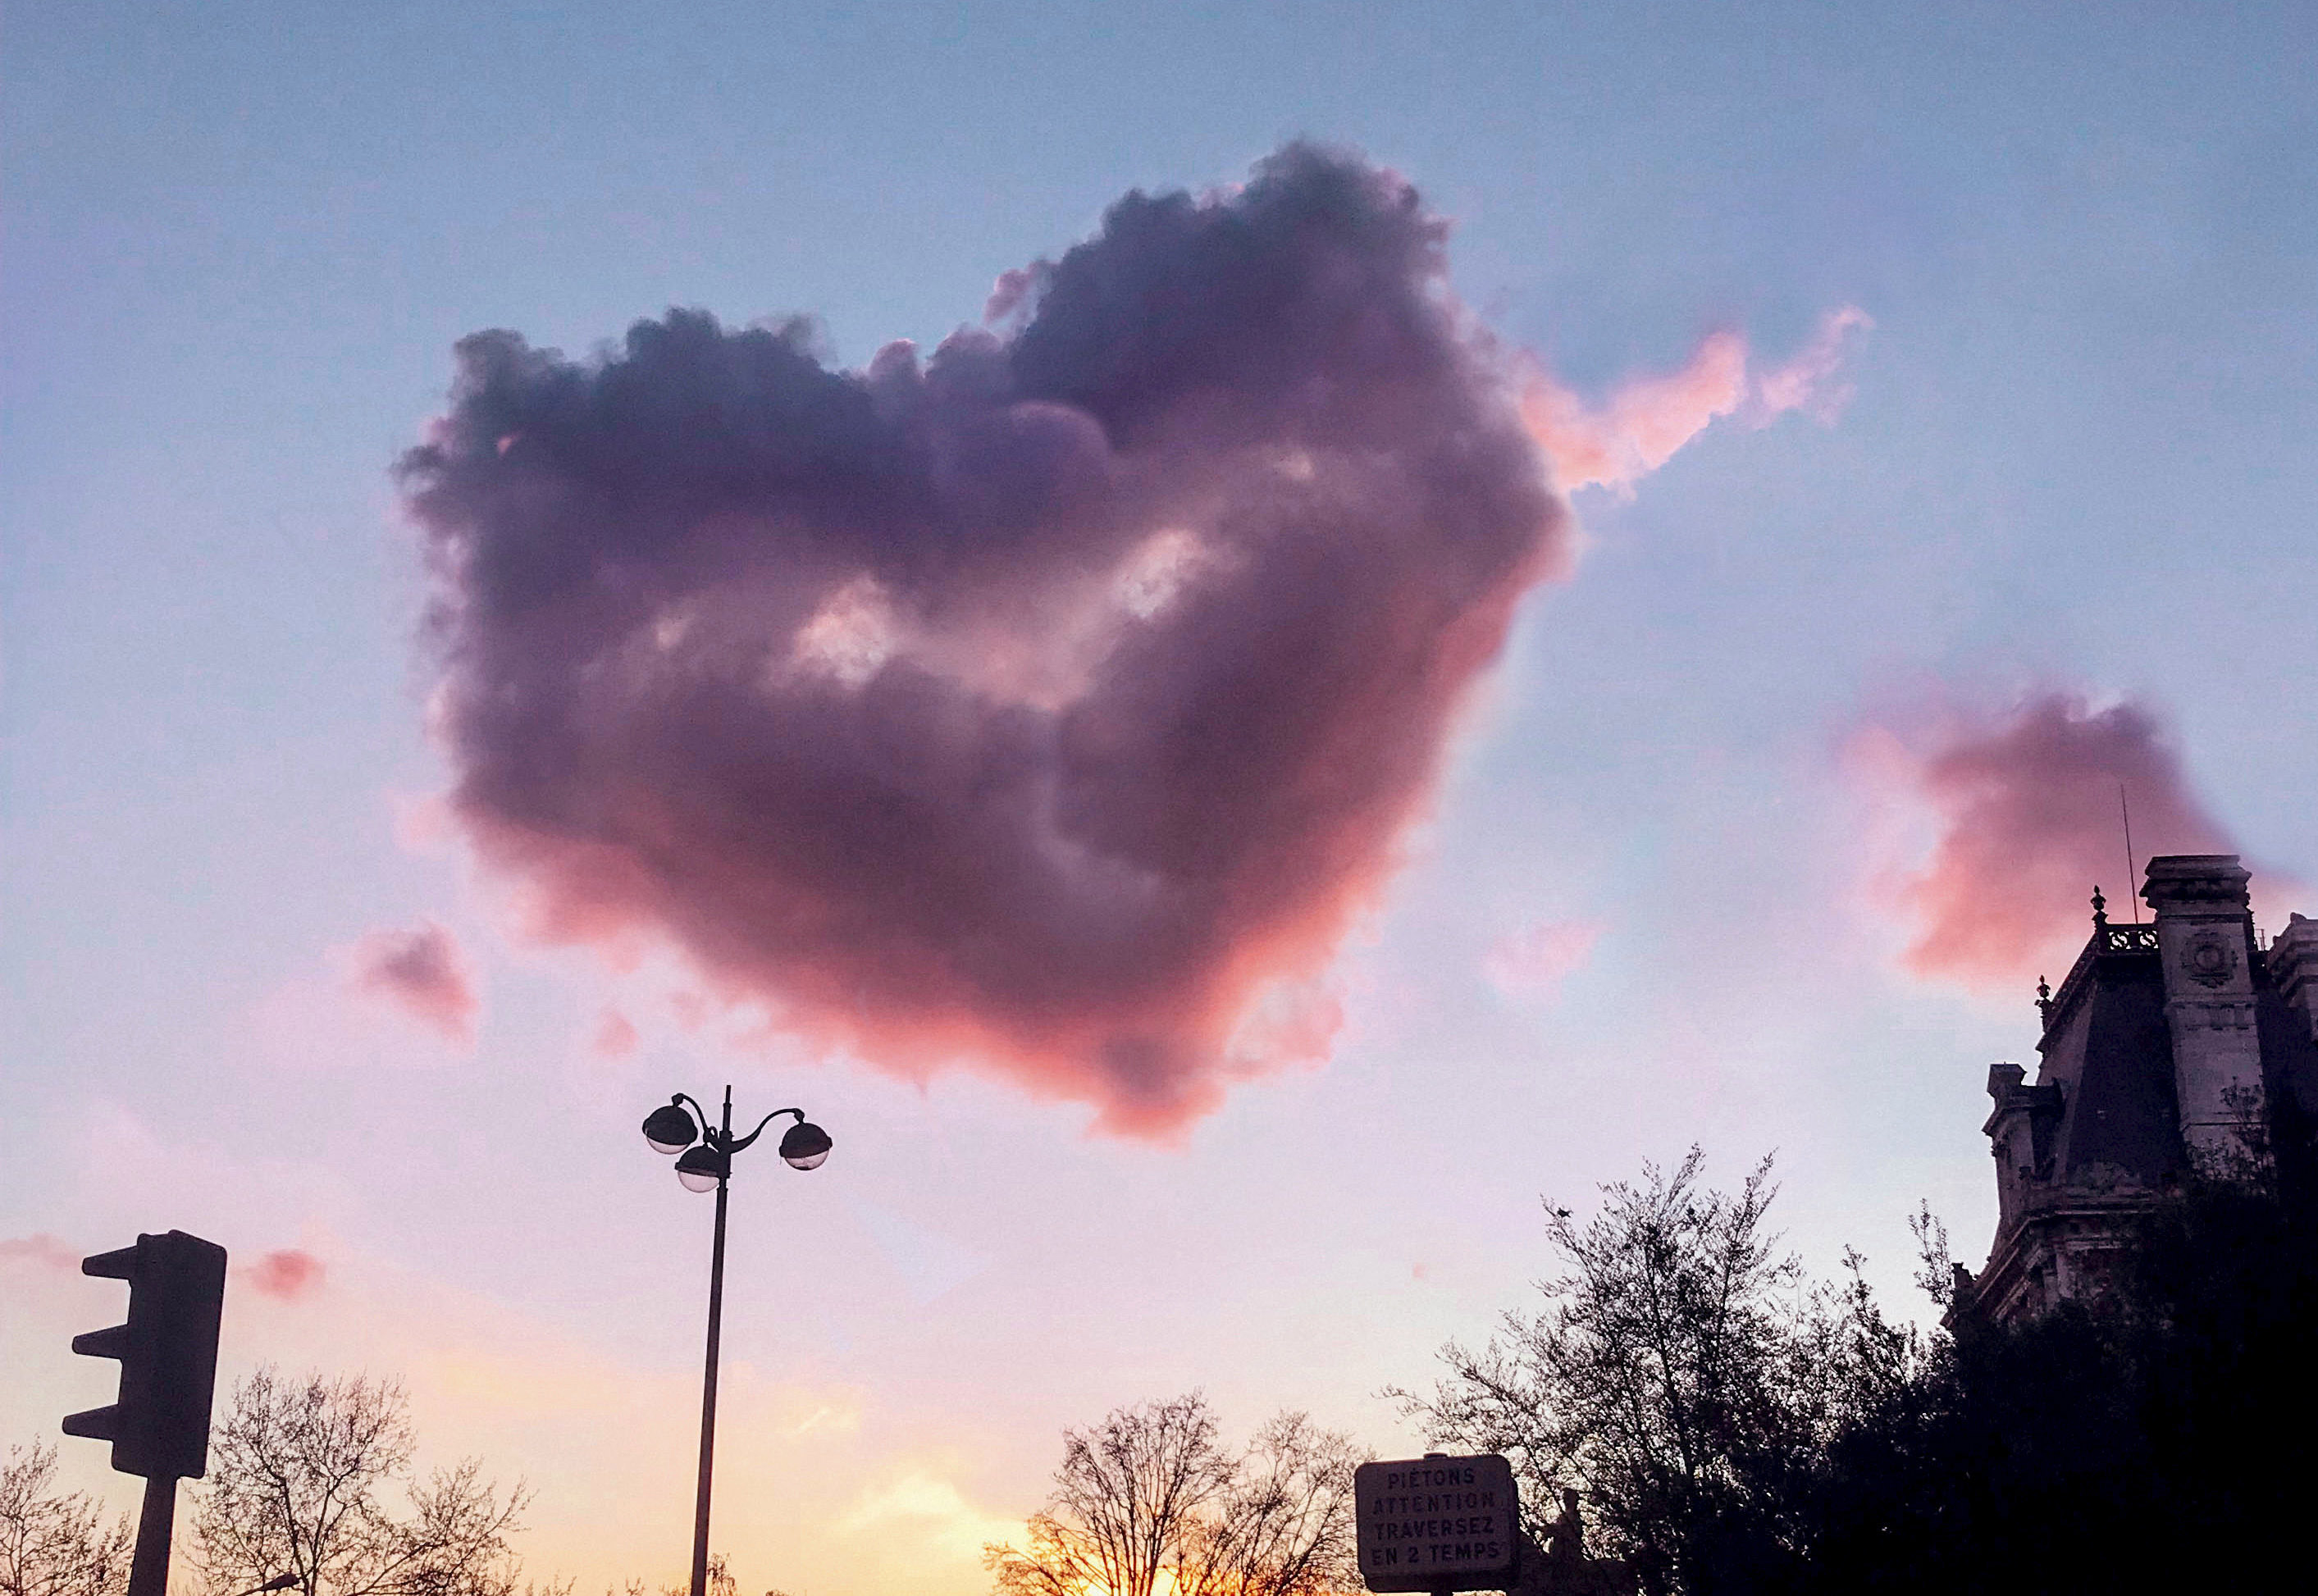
641,1088 -> 833,1596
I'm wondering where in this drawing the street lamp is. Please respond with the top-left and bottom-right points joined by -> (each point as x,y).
641,1088 -> 833,1596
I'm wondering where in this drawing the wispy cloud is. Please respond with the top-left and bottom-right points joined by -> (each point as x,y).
1484,918 -> 1605,1001
1753,305 -> 1874,423
844,1197 -> 988,1306
0,1234 -> 80,1272
840,1470 -> 1020,1563
1522,305 -> 1873,497
590,1009 -> 639,1060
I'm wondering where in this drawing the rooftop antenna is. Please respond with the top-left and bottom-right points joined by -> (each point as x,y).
2119,783 -> 2141,923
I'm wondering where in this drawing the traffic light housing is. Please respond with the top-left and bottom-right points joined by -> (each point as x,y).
61,1231 -> 227,1480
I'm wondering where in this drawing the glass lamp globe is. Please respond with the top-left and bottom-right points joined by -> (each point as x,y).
674,1144 -> 728,1192
778,1120 -> 833,1171
642,1102 -> 698,1155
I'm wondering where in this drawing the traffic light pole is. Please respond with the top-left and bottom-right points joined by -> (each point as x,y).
690,1088 -> 733,1596
129,1476 -> 178,1596
62,1229 -> 227,1596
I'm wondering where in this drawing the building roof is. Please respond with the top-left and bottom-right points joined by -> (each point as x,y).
2028,919 -> 2183,1191
1973,867 -> 2318,1322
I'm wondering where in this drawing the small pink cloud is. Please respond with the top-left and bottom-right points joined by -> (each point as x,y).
1522,333 -> 1746,497
1225,979 -> 1345,1073
347,920 -> 480,1043
668,990 -> 712,1032
592,1009 -> 639,1059
1521,306 -> 1872,498
983,264 -> 1046,323
1850,689 -> 2289,991
1,1234 -> 80,1271
389,791 -> 458,857
1750,305 -> 1875,424
1485,919 -> 1605,1001
240,1249 -> 325,1302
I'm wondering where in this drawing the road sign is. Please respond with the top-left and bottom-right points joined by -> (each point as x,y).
1354,1453 -> 1520,1593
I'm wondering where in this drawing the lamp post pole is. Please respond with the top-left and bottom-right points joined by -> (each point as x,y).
639,1088 -> 833,1596
691,1088 -> 732,1596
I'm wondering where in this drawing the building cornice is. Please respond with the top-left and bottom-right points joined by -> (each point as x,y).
1971,1191 -> 2158,1321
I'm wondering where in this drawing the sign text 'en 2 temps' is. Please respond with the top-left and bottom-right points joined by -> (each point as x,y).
1353,1454 -> 1519,1594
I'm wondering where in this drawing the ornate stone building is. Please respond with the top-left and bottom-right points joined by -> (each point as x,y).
1963,855 -> 2318,1323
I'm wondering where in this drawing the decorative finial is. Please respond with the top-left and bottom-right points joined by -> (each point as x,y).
2036,974 -> 2052,1024
2091,886 -> 2107,928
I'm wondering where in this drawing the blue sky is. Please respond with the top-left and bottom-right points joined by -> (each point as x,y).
7,5 -> 2316,1594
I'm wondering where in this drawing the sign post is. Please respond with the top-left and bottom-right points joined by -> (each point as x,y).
1354,1452 -> 1520,1595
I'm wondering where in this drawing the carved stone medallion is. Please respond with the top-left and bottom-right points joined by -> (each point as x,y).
2183,931 -> 2239,989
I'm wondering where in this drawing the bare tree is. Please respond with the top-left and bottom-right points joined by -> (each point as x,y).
1,1443 -> 130,1596
1175,1413 -> 1362,1596
192,1370 -> 531,1596
986,1395 -> 1362,1596
1389,1150 -> 1917,1594
600,1550 -> 743,1596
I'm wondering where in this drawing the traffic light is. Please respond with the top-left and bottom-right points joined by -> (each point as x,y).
61,1230 -> 228,1480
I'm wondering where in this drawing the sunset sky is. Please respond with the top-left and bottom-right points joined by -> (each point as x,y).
6,5 -> 2316,1595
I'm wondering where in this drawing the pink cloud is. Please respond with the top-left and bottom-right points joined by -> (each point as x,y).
1852,691 -> 2278,991
592,1009 -> 639,1059
1,1234 -> 81,1272
1522,334 -> 1745,496
240,1248 -> 326,1302
1521,305 -> 1872,497
1485,918 -> 1605,1000
1752,305 -> 1875,423
983,264 -> 1043,324
395,142 -> 1866,1139
389,791 -> 458,856
1225,980 -> 1345,1076
399,147 -> 1567,1138
347,920 -> 480,1043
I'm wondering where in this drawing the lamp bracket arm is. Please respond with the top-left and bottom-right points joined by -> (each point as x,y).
669,1092 -> 715,1138
728,1107 -> 805,1153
